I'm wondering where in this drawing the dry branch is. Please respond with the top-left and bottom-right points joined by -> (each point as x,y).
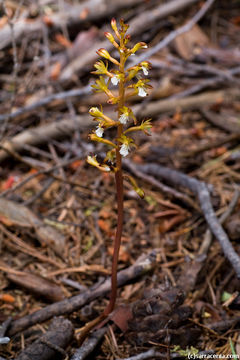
0,85 -> 92,123
15,317 -> 73,360
1,89 -> 240,163
136,163 -> 240,278
0,114 -> 91,162
136,88 -> 240,119
70,327 -> 107,360
59,0 -> 201,82
7,251 -> 157,336
132,0 -> 215,64
0,0 -> 141,50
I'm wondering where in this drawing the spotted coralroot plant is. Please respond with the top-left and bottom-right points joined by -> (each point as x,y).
87,19 -> 152,320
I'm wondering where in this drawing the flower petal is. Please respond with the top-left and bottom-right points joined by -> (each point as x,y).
119,113 -> 128,124
138,87 -> 147,97
142,66 -> 148,76
96,126 -> 104,137
111,76 -> 119,86
120,144 -> 129,157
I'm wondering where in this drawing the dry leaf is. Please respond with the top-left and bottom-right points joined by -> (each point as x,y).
0,198 -> 66,254
108,245 -> 130,263
0,294 -> 15,303
110,304 -> 133,332
55,33 -> 72,48
50,62 -> 62,80
7,272 -> 65,302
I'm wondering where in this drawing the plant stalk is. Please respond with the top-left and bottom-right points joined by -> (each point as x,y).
103,43 -> 125,316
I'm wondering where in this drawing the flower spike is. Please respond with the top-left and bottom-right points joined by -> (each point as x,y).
86,19 -> 152,330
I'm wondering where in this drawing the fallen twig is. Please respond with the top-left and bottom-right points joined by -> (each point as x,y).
0,0 -> 141,50
116,349 -> 162,360
123,159 -> 199,211
15,317 -> 73,360
136,163 -> 240,278
201,108 -> 240,133
70,327 -> 107,360
0,114 -> 91,161
1,89 -> 240,163
7,250 -> 157,336
180,133 -> 240,158
0,85 -> 92,123
132,0 -> 216,64
199,189 -> 240,255
59,0 -> 201,82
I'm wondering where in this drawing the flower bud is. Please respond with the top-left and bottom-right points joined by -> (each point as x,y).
135,187 -> 145,199
111,18 -> 120,38
96,48 -> 111,60
89,107 -> 102,117
89,134 -> 116,148
104,32 -> 118,49
97,48 -> 120,66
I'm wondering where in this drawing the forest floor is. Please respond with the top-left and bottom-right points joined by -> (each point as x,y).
0,0 -> 240,359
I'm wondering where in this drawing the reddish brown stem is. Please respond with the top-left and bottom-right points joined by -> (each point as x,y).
103,167 -> 123,315
103,37 -> 125,316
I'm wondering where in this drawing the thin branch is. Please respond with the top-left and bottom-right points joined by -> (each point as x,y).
7,251 -> 157,336
0,85 -> 92,123
136,163 -> 240,278
70,327 -> 107,360
133,0 -> 216,65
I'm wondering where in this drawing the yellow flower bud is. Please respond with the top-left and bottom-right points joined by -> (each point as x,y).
104,32 -> 119,49
89,107 -> 102,117
135,187 -> 145,199
111,18 -> 120,38
96,48 -> 111,60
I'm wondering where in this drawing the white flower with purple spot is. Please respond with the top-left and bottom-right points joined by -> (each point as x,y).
111,75 -> 120,86
95,125 -> 104,137
119,113 -> 129,124
141,65 -> 148,76
120,144 -> 130,157
138,86 -> 147,97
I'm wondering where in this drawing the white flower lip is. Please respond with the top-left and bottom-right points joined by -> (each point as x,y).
104,166 -> 111,171
142,66 -> 148,76
138,86 -> 147,97
120,144 -> 129,157
111,76 -> 120,86
119,113 -> 129,124
95,126 -> 104,137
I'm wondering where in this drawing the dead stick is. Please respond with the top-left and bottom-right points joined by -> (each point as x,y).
132,0 -> 216,64
15,317 -> 73,360
0,85 -> 92,123
8,251 -> 156,336
1,89 -> 240,164
71,327 -> 107,360
136,163 -> 240,278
